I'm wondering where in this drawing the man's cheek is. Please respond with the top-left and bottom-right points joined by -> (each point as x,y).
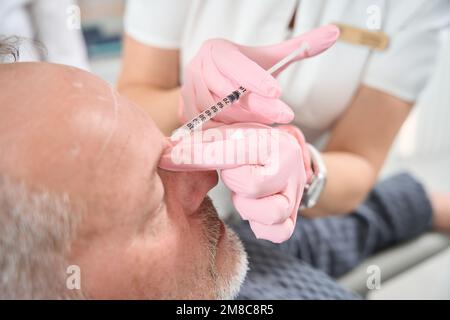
163,217 -> 208,269
71,245 -> 133,298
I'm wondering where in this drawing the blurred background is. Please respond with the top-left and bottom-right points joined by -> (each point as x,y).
1,0 -> 449,299
78,0 -> 123,81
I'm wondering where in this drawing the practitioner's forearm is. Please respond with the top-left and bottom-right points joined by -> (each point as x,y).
302,151 -> 377,217
118,85 -> 181,136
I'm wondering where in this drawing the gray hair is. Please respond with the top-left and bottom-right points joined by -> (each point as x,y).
0,36 -> 20,62
0,36 -> 46,62
0,175 -> 84,299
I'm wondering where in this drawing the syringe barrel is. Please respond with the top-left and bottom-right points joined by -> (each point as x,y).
172,86 -> 247,139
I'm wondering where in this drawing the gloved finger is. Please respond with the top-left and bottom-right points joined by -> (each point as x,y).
180,81 -> 237,129
220,129 -> 301,197
245,95 -> 294,124
159,140 -> 244,172
180,72 -> 205,122
182,56 -> 277,125
179,84 -> 194,123
206,92 -> 292,125
209,99 -> 281,124
178,95 -> 188,123
190,59 -> 217,111
202,60 -> 294,124
210,41 -> 281,98
240,25 -> 340,77
221,163 -> 289,199
278,125 -> 313,181
160,123 -> 273,172
283,176 -> 304,225
249,218 -> 295,243
247,176 -> 304,243
232,193 -> 292,225
178,91 -> 227,129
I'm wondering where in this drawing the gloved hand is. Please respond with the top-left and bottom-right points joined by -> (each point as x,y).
159,123 -> 309,243
180,25 -> 340,128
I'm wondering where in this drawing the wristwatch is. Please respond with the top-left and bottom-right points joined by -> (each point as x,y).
300,144 -> 327,210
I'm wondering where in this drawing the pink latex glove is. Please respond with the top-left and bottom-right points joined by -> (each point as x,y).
180,25 -> 340,128
159,123 -> 308,243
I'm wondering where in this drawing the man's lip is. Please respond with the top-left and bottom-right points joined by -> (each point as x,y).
193,171 -> 218,214
198,171 -> 218,208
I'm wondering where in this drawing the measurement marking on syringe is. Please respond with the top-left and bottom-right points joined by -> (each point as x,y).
183,86 -> 247,132
171,42 -> 310,140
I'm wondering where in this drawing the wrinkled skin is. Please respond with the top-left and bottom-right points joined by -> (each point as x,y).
0,62 -> 247,299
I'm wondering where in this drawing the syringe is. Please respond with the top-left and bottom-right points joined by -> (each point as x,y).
171,42 -> 310,140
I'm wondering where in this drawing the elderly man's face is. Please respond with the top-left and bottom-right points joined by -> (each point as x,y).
0,63 -> 247,299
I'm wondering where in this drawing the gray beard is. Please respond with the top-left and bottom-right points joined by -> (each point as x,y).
197,196 -> 248,299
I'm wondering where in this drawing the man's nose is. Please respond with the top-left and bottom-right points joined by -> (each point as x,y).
158,169 -> 218,214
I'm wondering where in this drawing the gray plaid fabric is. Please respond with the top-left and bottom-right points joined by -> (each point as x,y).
233,173 -> 433,299
236,235 -> 361,299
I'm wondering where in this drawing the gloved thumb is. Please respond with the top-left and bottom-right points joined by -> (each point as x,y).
238,25 -> 340,77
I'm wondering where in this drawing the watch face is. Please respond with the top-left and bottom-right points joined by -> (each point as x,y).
301,144 -> 327,209
301,174 -> 326,209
